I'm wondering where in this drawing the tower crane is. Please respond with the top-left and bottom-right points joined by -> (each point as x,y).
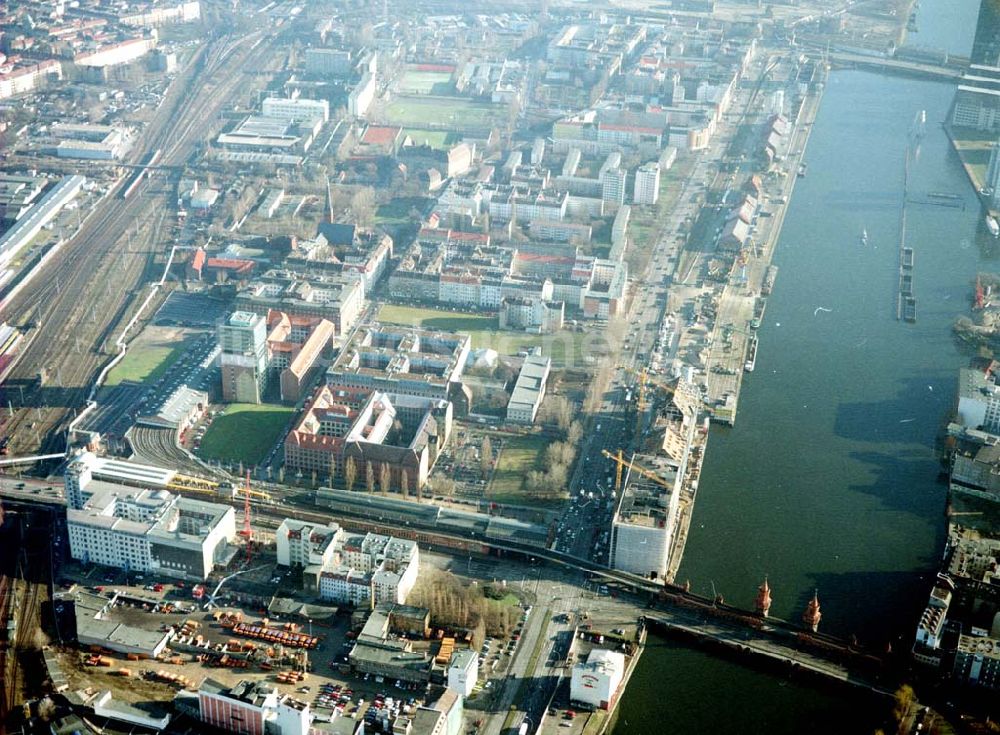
601,449 -> 674,495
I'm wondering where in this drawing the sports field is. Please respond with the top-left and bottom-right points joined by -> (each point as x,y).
105,343 -> 185,386
376,304 -> 600,367
198,403 -> 295,466
383,96 -> 504,130
398,69 -> 454,95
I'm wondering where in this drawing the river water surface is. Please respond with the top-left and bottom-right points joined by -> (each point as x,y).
613,2 -> 990,731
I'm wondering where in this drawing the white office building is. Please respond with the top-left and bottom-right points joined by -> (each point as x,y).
304,48 -> 352,77
288,525 -> 420,607
261,96 -> 330,124
570,649 -> 625,711
65,453 -> 237,580
633,162 -> 661,205
957,367 -> 1000,433
275,519 -> 342,568
447,649 -> 478,697
349,73 -> 377,118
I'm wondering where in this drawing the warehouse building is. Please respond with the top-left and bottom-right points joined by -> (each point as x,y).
0,174 -> 85,272
56,589 -> 173,659
506,354 -> 550,424
348,603 -> 435,682
51,122 -> 132,160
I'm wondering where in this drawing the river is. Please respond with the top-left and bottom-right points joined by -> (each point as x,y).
612,2 -> 989,732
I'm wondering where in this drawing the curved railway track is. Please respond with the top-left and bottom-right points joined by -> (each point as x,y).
0,31 -> 271,456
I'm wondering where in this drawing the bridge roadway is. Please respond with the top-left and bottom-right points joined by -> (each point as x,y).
0,479 -> 890,694
806,48 -> 964,81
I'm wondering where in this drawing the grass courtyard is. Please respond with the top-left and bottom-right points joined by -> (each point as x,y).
375,196 -> 435,227
198,403 -> 295,466
383,96 -> 505,131
487,433 -> 556,506
105,343 -> 185,386
404,128 -> 463,150
376,304 -> 601,367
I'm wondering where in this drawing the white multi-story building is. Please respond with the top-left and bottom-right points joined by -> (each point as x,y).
275,519 -> 342,568
261,96 -> 330,124
286,524 -> 420,607
349,73 -> 377,118
600,166 -> 627,205
304,48 -> 352,77
506,355 -> 550,424
633,162 -> 661,205
319,567 -> 374,607
342,533 -> 420,604
0,60 -> 63,100
447,649 -> 478,697
65,453 -> 237,580
957,367 -> 1000,433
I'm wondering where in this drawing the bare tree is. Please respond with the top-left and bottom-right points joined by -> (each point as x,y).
365,461 -> 375,493
434,477 -> 456,497
480,436 -> 493,479
400,471 -> 410,499
351,186 -> 377,228
345,456 -> 357,492
379,463 -> 392,496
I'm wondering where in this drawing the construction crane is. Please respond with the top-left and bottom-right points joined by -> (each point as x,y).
601,449 -> 674,494
202,564 -> 270,610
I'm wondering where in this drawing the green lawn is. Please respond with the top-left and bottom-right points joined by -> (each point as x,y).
383,96 -> 505,130
105,343 -> 185,386
403,128 -> 462,150
198,403 -> 295,466
488,434 -> 553,505
377,304 -> 601,368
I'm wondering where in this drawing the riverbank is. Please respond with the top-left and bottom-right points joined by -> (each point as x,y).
701,64 -> 828,426
615,63 -> 977,735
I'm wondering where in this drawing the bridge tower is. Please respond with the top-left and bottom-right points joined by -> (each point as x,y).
802,590 -> 822,632
754,577 -> 772,617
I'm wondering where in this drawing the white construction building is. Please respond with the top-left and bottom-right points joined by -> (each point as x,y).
633,162 -> 661,205
64,452 -> 237,580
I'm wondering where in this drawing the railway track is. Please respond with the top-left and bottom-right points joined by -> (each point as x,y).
0,31 -> 274,456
